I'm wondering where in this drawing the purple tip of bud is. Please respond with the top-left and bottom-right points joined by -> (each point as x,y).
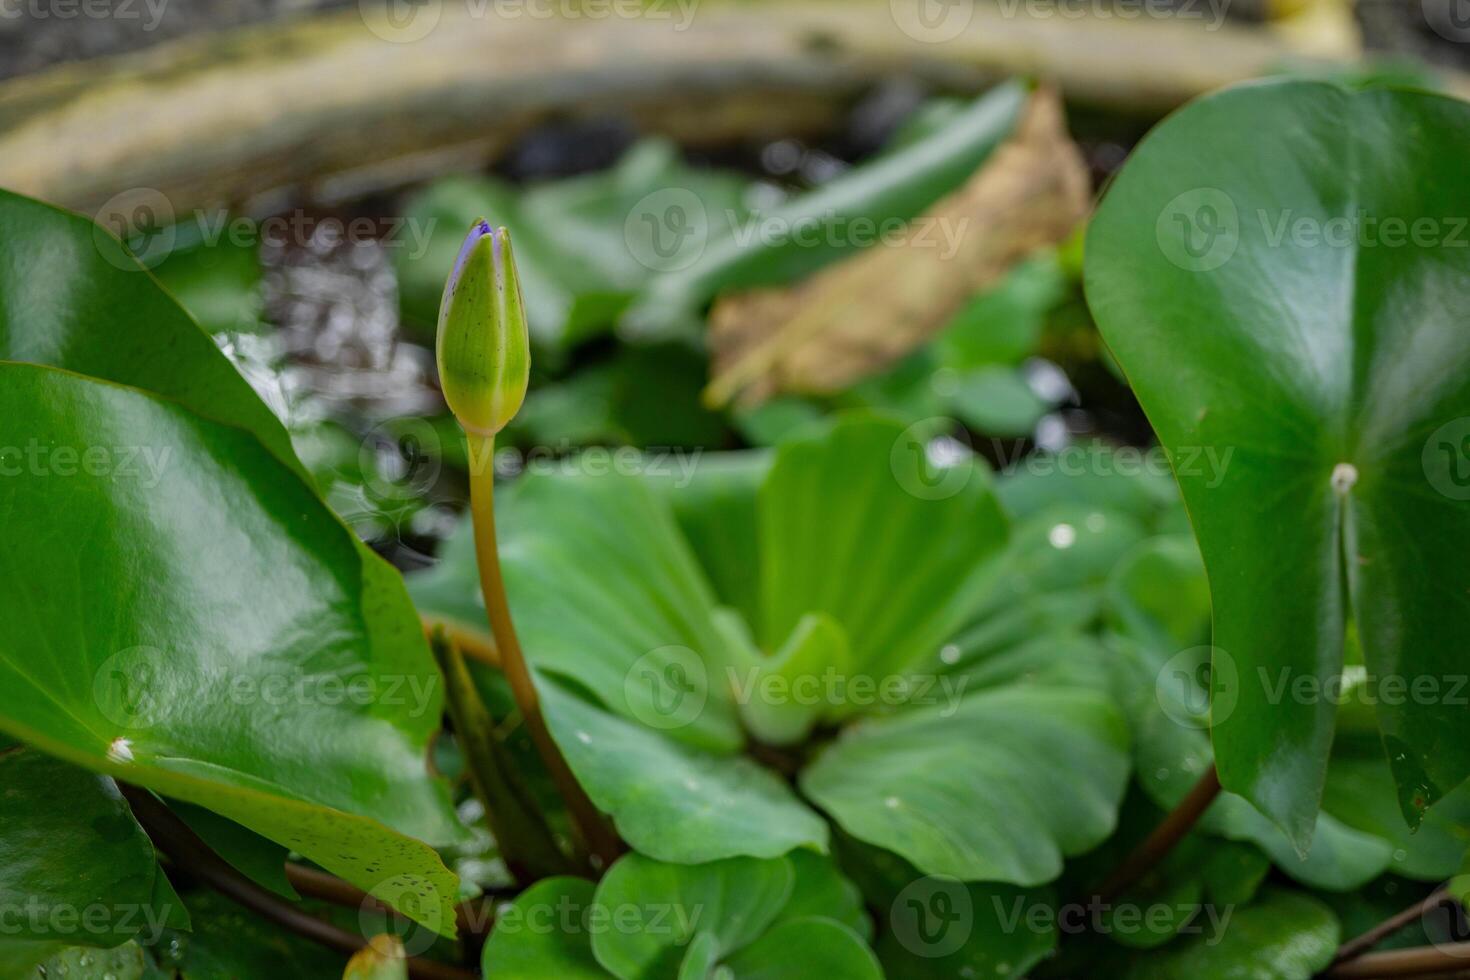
447,219 -> 497,297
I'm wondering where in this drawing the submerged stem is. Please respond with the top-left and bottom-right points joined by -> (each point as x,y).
1090,764 -> 1222,904
120,786 -> 475,980
430,627 -> 575,882
465,432 -> 623,868
1332,886 -> 1458,966
1323,942 -> 1470,978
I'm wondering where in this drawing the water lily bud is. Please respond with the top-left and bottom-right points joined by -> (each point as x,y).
436,220 -> 530,436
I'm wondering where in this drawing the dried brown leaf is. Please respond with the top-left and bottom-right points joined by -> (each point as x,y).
706,86 -> 1090,407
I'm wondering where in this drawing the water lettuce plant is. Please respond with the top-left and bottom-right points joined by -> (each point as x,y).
1,75 -> 1469,980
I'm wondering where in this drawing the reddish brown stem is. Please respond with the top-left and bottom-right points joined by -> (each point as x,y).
1332,887 -> 1457,965
284,862 -> 499,940
1323,943 -> 1470,978
1091,765 -> 1222,903
120,787 -> 476,980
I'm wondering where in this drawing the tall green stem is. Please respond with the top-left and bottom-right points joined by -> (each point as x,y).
465,433 -> 623,868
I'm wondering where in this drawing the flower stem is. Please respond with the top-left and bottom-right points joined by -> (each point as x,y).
465,432 -> 623,868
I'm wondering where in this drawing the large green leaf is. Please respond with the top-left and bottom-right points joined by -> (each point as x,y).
1120,887 -> 1339,980
539,683 -> 826,863
759,415 -> 1009,685
591,854 -> 793,978
0,746 -> 180,947
718,918 -> 881,980
410,454 -> 830,863
1106,538 -> 1469,890
1086,79 -> 1470,844
0,192 -> 302,477
481,878 -> 606,979
838,838 -> 1057,980
0,364 -> 460,934
646,449 -> 771,634
801,634 -> 1128,886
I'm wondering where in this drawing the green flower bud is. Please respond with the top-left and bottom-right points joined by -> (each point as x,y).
436,220 -> 530,435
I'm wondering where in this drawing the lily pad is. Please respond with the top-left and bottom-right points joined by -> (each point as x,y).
0,747 -> 179,947
0,364 -> 460,934
1086,79 -> 1470,844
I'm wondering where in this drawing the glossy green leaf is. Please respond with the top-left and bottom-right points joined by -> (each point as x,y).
768,850 -> 870,939
591,854 -> 793,979
1121,888 -> 1339,980
0,364 -> 460,935
719,918 -> 882,980
1106,514 -> 1470,888
0,190 -> 461,907
838,838 -> 1056,980
0,191 -> 300,478
802,635 -> 1128,886
759,415 -> 1009,684
1086,79 -> 1470,843
539,683 -> 827,863
481,878 -> 606,979
0,747 -> 177,947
